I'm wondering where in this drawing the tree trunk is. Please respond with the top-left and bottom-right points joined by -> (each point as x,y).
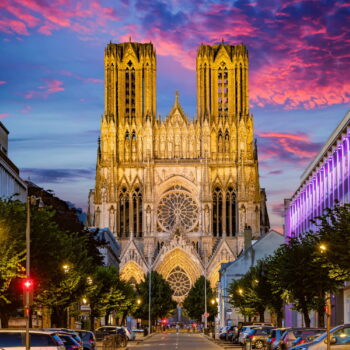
318,304 -> 325,328
301,304 -> 311,327
0,313 -> 9,328
51,306 -> 65,328
90,315 -> 95,331
276,311 -> 283,328
259,308 -> 265,322
104,312 -> 109,326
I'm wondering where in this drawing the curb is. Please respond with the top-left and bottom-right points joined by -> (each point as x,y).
202,334 -> 244,350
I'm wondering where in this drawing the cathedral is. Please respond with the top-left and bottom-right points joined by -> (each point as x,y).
88,40 -> 269,303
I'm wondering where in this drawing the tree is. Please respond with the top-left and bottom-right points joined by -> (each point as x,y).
86,266 -> 137,330
228,276 -> 257,322
0,197 -> 106,327
267,235 -> 341,327
228,259 -> 284,325
313,202 -> 350,281
183,276 -> 217,322
135,271 -> 176,324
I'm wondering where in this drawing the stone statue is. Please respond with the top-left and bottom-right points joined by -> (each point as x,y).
146,205 -> 151,232
204,205 -> 210,233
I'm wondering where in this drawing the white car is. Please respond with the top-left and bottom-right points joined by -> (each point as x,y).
122,328 -> 136,341
0,330 -> 65,350
290,324 -> 350,350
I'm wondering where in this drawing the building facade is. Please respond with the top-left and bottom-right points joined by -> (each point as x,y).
218,229 -> 284,327
88,41 -> 269,303
284,110 -> 350,326
0,121 -> 27,201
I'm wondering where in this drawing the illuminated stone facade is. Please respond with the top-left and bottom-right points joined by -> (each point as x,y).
88,41 -> 269,303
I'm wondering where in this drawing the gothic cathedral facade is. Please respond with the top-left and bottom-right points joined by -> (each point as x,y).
88,41 -> 269,303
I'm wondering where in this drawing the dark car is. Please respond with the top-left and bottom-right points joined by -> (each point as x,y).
57,334 -> 82,350
245,327 -> 276,349
95,326 -> 127,348
267,328 -> 287,350
226,326 -> 239,342
278,328 -> 326,350
76,331 -> 96,350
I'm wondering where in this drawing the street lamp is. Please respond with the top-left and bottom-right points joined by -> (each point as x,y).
62,264 -> 71,328
238,288 -> 244,296
137,298 -> 141,306
319,243 -> 330,350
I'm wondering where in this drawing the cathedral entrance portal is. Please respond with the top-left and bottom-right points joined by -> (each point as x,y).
155,247 -> 203,303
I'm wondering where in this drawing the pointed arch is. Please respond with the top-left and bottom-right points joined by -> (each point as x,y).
120,261 -> 145,285
213,186 -> 223,237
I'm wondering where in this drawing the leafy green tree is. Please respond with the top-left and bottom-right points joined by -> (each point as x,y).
228,259 -> 284,325
86,266 -> 137,330
228,276 -> 256,321
267,235 -> 341,327
135,271 -> 176,324
183,276 -> 217,322
312,202 -> 350,281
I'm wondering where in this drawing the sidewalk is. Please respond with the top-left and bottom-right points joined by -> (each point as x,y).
202,334 -> 244,350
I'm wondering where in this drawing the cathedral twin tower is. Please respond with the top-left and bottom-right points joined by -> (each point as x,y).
88,40 -> 269,301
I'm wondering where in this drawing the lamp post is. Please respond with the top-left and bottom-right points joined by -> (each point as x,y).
62,264 -> 70,328
148,257 -> 152,334
25,197 -> 31,350
319,243 -> 330,350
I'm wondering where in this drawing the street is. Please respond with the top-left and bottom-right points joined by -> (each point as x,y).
128,333 -> 222,350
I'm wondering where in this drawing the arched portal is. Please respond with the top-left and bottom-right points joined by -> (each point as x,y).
120,261 -> 145,285
155,248 -> 203,303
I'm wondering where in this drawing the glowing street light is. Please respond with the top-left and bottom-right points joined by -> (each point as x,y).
137,298 -> 141,305
319,243 -> 327,253
238,288 -> 244,296
62,264 -> 70,273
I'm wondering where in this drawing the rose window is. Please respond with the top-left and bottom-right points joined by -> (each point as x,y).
157,190 -> 198,232
167,267 -> 191,297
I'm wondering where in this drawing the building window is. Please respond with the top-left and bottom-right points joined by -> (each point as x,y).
226,187 -> 236,236
132,187 -> 143,237
213,187 -> 223,237
118,188 -> 129,237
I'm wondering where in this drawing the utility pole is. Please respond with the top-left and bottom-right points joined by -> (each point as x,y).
326,293 -> 331,350
25,197 -> 31,350
148,257 -> 152,334
204,250 -> 208,330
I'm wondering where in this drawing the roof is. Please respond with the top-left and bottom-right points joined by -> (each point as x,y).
300,110 -> 350,183
219,230 -> 284,274
0,121 -> 9,134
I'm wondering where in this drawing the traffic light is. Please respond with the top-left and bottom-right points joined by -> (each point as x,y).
23,278 -> 33,291
22,278 -> 34,306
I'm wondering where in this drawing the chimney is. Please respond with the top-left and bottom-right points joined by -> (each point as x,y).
244,225 -> 252,251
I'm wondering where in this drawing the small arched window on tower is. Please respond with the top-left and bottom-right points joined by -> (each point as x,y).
218,131 -> 223,153
132,187 -> 143,237
226,187 -> 236,236
125,131 -> 130,161
224,130 -> 230,153
212,187 -> 223,237
118,187 -> 130,237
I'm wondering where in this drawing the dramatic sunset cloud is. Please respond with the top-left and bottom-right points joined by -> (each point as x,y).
24,79 -> 64,99
0,0 -> 349,229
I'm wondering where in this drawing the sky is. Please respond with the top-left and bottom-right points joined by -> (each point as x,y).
0,0 -> 350,231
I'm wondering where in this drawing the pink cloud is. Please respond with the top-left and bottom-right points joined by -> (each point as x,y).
0,0 -> 120,36
24,79 -> 64,99
0,81 -> 6,85
21,105 -> 32,113
257,131 -> 321,163
0,113 -> 10,120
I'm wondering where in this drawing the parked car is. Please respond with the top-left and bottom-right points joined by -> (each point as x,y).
267,328 -> 287,350
121,328 -> 135,341
238,325 -> 260,344
0,330 -> 65,350
56,333 -> 82,350
95,326 -> 128,347
43,329 -> 83,349
219,326 -> 229,340
226,326 -> 239,342
278,328 -> 326,350
76,331 -> 96,350
290,324 -> 350,350
245,326 -> 276,349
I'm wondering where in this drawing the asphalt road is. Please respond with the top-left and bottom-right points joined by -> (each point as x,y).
128,332 -> 222,350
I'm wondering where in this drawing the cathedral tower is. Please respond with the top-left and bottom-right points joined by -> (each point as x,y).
89,40 -> 269,302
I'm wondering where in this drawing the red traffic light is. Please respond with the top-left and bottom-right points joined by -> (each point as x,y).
161,318 -> 167,324
23,278 -> 33,290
